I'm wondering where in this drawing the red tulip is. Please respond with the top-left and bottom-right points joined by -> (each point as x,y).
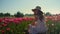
23,17 -> 28,21
0,18 -> 3,22
18,18 -> 23,22
28,18 -> 35,21
6,28 -> 10,31
8,19 -> 14,22
13,20 -> 20,24
1,30 -> 4,33
2,24 -> 7,26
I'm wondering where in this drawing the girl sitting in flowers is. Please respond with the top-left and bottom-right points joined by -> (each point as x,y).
28,6 -> 48,34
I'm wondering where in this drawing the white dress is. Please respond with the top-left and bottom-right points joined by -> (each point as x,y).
29,19 -> 48,34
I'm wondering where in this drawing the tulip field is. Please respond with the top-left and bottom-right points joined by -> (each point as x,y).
0,17 -> 35,34
0,15 -> 60,34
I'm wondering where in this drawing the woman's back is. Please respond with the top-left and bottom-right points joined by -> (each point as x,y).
35,19 -> 48,33
28,19 -> 48,34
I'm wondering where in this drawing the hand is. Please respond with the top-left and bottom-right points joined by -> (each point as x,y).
32,22 -> 37,25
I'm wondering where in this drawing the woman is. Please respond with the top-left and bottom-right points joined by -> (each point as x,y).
28,6 -> 48,34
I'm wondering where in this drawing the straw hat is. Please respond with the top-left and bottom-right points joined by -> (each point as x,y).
32,6 -> 43,14
32,6 -> 41,11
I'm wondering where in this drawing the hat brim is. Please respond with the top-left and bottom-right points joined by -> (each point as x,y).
32,9 -> 39,12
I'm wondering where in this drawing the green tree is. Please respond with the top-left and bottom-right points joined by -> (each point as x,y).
0,13 -> 4,17
14,11 -> 24,17
4,13 -> 10,17
45,12 -> 52,16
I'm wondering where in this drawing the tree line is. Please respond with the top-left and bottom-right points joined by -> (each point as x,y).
0,11 -> 52,18
0,11 -> 24,18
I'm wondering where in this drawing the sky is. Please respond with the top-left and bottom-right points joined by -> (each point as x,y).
0,0 -> 60,15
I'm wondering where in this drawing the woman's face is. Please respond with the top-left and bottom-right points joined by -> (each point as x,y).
33,10 -> 38,15
33,10 -> 39,20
